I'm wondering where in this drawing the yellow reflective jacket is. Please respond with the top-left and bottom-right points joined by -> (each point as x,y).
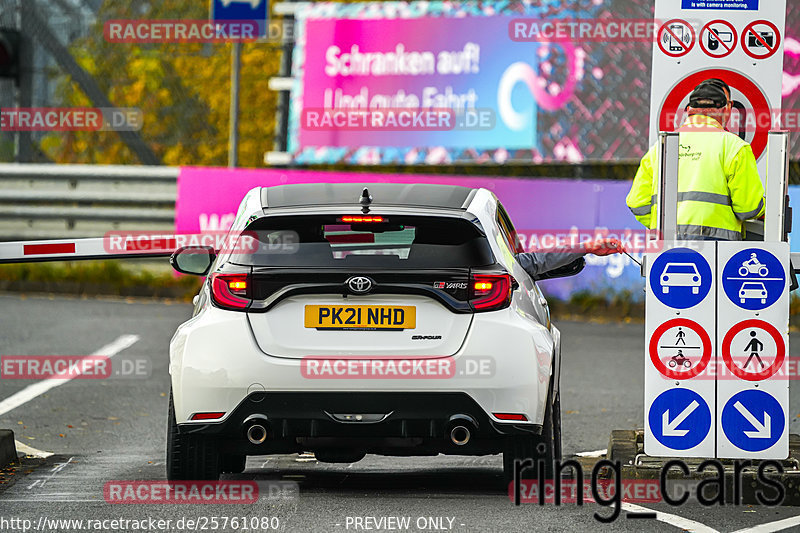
626,115 -> 765,240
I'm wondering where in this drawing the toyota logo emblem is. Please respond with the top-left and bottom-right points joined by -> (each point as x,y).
346,276 -> 373,294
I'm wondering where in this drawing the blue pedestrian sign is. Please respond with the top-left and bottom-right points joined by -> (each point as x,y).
212,0 -> 269,38
721,390 -> 785,452
721,248 -> 786,311
649,248 -> 712,309
648,388 -> 712,450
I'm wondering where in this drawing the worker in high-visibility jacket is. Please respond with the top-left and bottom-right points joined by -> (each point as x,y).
626,79 -> 765,240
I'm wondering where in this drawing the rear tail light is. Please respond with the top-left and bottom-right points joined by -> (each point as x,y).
493,413 -> 528,422
191,412 -> 226,421
210,273 -> 251,310
470,273 -> 514,312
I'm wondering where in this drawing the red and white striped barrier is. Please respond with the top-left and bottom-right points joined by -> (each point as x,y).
0,231 -> 266,264
0,235 -> 176,264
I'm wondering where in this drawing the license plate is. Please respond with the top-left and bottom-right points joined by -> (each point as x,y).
304,305 -> 416,330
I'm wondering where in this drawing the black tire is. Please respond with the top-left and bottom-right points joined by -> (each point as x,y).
166,388 -> 221,481
503,376 -> 562,486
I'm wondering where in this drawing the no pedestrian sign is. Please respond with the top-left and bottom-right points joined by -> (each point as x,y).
721,319 -> 786,382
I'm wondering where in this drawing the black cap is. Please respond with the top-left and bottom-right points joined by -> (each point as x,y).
688,80 -> 729,109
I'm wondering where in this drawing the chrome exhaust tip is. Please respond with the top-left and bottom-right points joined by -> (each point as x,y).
246,424 -> 267,445
450,425 -> 471,446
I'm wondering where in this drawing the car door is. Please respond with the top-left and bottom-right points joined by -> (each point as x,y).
495,202 -> 550,328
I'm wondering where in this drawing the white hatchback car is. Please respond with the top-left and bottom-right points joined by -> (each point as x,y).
167,183 -> 580,482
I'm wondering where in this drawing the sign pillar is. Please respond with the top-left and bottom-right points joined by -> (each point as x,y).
645,242 -> 716,457
717,243 -> 790,459
645,0 -> 790,460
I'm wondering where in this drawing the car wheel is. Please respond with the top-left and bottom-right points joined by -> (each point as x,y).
662,287 -> 669,294
166,388 -> 221,481
741,299 -> 746,304
692,287 -> 699,294
503,375 -> 561,486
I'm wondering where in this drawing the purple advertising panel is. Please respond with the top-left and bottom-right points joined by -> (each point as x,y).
176,167 -> 800,300
176,167 -> 645,300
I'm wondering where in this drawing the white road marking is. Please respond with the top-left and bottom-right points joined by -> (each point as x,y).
731,516 -> 800,533
27,456 -> 74,490
14,440 -> 53,458
0,334 -> 139,417
575,449 -> 607,457
621,502 -> 719,533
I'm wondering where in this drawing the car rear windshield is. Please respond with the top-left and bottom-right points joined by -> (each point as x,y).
227,214 -> 495,268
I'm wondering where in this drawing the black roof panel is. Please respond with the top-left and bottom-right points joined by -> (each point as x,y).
261,183 -> 476,210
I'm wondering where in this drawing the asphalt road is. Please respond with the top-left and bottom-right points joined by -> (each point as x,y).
0,293 -> 799,532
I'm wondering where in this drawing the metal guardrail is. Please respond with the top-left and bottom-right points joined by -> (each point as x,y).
0,164 -> 179,241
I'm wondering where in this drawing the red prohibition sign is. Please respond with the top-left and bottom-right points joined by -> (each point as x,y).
649,318 -> 712,380
658,19 -> 695,58
699,20 -> 738,59
742,20 -> 781,60
722,319 -> 786,381
659,69 -> 771,160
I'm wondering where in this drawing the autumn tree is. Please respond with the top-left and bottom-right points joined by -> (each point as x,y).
43,0 -> 282,167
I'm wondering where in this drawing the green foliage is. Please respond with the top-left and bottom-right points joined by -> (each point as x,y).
43,0 -> 281,167
0,260 -> 201,299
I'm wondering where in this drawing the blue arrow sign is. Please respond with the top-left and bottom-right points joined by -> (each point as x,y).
212,0 -> 269,38
649,248 -> 712,309
648,389 -> 711,450
721,248 -> 786,311
722,390 -> 785,452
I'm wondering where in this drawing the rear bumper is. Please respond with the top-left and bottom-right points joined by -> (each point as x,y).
179,391 -> 540,455
169,305 -> 555,444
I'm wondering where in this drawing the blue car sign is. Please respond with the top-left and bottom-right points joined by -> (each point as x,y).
649,248 -> 712,309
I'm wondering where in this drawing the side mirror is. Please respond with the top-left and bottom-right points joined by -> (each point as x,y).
532,257 -> 586,281
170,246 -> 216,276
